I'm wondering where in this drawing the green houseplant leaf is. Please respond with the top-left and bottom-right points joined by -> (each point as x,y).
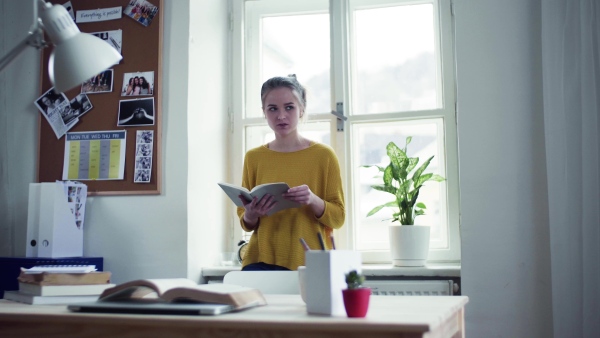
361,136 -> 445,225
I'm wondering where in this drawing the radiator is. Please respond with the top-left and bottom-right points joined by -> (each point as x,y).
364,280 -> 454,296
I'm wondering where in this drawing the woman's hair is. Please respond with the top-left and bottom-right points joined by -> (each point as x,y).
140,77 -> 149,89
260,74 -> 307,111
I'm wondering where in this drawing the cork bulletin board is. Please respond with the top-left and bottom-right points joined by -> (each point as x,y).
37,0 -> 163,196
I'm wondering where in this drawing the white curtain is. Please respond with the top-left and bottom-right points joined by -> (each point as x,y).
542,0 -> 600,337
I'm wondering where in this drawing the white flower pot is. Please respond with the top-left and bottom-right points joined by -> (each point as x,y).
389,225 -> 430,267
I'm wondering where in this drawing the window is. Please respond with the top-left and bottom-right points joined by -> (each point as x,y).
230,0 -> 460,262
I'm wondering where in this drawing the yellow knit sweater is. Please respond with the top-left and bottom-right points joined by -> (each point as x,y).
238,142 -> 345,270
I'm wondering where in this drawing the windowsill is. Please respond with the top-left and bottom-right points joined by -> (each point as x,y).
201,262 -> 460,279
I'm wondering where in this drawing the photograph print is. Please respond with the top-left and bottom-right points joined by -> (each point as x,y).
124,0 -> 159,27
34,88 -> 68,117
136,130 -> 154,144
90,29 -> 123,55
117,97 -> 155,127
122,71 -> 154,96
54,93 -> 93,126
134,169 -> 151,183
81,69 -> 114,94
135,143 -> 153,157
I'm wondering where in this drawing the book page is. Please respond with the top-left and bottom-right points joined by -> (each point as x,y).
161,283 -> 267,308
99,278 -> 198,301
250,183 -> 301,215
218,182 -> 301,216
217,183 -> 250,207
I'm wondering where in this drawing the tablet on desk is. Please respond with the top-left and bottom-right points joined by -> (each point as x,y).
67,301 -> 235,316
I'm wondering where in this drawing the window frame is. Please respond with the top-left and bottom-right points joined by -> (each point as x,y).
230,0 -> 460,263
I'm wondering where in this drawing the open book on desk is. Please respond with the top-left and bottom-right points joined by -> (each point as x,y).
85,278 -> 266,310
218,182 -> 301,216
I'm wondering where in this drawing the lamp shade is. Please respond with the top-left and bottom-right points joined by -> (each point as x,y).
40,2 -> 122,92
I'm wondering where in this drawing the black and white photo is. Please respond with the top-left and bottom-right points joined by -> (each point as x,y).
117,98 -> 155,126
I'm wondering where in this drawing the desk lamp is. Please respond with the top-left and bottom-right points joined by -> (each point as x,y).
0,0 -> 122,93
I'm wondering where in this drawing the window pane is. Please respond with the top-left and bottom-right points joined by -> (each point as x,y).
352,120 -> 448,251
255,14 -> 331,117
352,3 -> 439,114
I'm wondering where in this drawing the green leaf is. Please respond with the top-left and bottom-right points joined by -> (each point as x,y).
399,179 -> 412,195
398,158 -> 410,180
406,157 -> 419,174
416,202 -> 426,209
415,173 -> 433,188
366,205 -> 385,217
383,164 -> 393,186
371,184 -> 396,195
412,155 -> 434,183
430,174 -> 445,182
361,164 -> 386,173
410,190 -> 420,206
366,201 -> 398,217
386,142 -> 407,179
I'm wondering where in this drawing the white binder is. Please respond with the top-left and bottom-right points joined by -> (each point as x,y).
26,182 -> 87,258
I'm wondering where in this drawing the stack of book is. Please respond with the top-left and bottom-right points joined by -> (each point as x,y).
3,265 -> 114,305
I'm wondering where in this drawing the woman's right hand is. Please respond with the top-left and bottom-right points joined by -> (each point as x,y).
239,194 -> 277,227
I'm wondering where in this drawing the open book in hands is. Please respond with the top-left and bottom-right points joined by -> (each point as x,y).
98,278 -> 267,311
218,182 -> 301,216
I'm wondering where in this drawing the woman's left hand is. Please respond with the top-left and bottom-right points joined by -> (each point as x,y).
283,184 -> 313,205
284,185 -> 325,218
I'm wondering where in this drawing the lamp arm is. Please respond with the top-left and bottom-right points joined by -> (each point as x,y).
0,0 -> 48,73
0,28 -> 46,73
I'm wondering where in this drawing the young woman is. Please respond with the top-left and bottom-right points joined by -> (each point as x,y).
139,76 -> 150,94
238,75 -> 345,271
125,77 -> 136,95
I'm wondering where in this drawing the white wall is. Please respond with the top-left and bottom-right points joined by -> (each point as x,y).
187,0 -> 231,277
1,0 -> 559,336
454,0 -> 553,336
0,0 -> 40,257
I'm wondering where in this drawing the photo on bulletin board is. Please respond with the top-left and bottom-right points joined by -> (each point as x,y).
66,93 -> 93,122
117,97 -> 155,127
136,130 -> 154,144
134,169 -> 151,183
62,1 -> 75,20
124,0 -> 159,27
35,88 -> 68,117
122,71 -> 154,96
90,29 -> 123,55
81,70 -> 114,94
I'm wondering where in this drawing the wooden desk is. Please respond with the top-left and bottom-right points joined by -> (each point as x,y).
0,295 -> 468,338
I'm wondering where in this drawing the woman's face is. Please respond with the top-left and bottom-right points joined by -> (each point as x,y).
263,87 -> 303,137
41,97 -> 51,107
134,78 -> 140,85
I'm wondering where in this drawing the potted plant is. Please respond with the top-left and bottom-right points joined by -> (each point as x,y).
342,270 -> 371,318
362,136 -> 445,267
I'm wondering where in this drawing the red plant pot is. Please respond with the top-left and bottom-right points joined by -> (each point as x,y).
342,288 -> 371,318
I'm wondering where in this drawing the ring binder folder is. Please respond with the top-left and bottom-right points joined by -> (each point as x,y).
26,182 -> 87,258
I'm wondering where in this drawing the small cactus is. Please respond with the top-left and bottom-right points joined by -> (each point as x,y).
345,270 -> 366,289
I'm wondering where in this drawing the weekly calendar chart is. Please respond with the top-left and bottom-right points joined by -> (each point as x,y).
62,131 -> 127,180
